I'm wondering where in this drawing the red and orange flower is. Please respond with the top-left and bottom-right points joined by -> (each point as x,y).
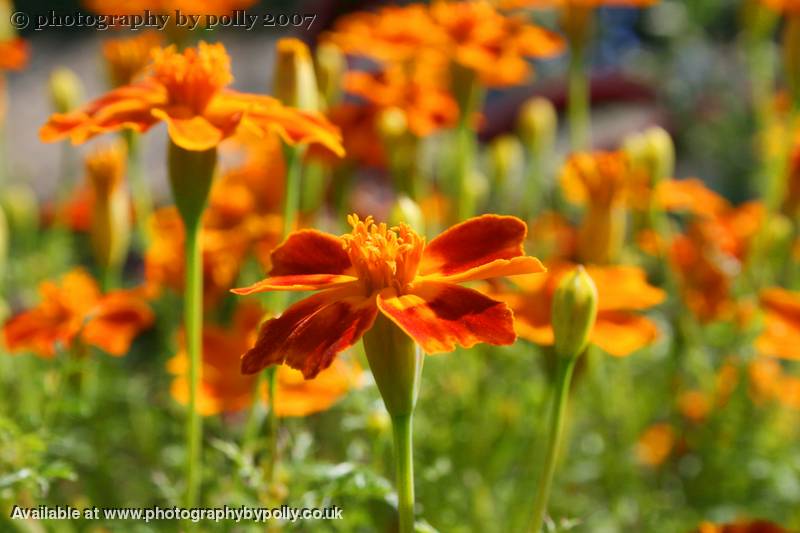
756,287 -> 800,360
3,269 -> 153,358
41,42 -> 343,153
233,214 -> 545,378
0,38 -> 28,72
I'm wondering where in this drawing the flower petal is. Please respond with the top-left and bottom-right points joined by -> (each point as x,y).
151,108 -> 225,151
377,281 -> 516,353
420,214 -> 530,277
587,265 -> 666,311
232,274 -> 358,294
269,229 -> 353,276
590,312 -> 659,357
82,290 -> 154,356
242,287 -> 377,378
429,256 -> 545,284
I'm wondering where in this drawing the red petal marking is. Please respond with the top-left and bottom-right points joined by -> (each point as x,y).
269,229 -> 353,277
241,287 -> 377,378
377,281 -> 516,354
420,214 -> 529,277
232,275 -> 358,294
427,256 -> 545,284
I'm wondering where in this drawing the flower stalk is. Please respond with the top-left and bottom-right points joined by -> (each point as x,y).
168,141 -> 217,510
529,266 -> 597,532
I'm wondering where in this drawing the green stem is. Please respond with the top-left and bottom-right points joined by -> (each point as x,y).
528,357 -> 577,533
391,414 -> 415,533
264,366 -> 279,485
184,218 -> 203,510
123,130 -> 152,247
282,144 -> 303,236
568,45 -> 590,151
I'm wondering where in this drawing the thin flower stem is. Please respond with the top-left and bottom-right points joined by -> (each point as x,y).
123,130 -> 152,247
568,45 -> 590,151
184,218 -> 203,511
528,356 -> 577,533
391,413 -> 415,533
454,118 -> 476,223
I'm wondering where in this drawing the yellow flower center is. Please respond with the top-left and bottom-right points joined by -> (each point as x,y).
341,214 -> 424,295
151,42 -> 233,113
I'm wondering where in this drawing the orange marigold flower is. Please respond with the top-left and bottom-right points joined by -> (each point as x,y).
670,202 -> 763,322
757,287 -> 800,360
692,519 -> 791,533
495,262 -> 665,356
324,2 -> 564,88
84,0 -> 255,16
345,64 -> 459,137
0,38 -> 29,71
654,178 -> 730,219
501,0 -> 658,9
168,302 -> 362,416
429,1 -> 565,87
40,42 -> 343,153
635,422 -> 675,467
102,32 -> 163,88
233,214 -> 545,378
2,269 -> 153,357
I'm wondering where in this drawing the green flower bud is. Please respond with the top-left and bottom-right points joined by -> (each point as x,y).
518,97 -> 557,156
1,182 -> 39,240
314,42 -> 345,109
378,106 -> 408,141
389,195 -> 424,234
274,38 -> 319,111
168,141 -> 217,228
489,134 -> 524,188
552,265 -> 598,359
49,68 -> 84,114
644,127 -> 675,185
362,314 -> 423,417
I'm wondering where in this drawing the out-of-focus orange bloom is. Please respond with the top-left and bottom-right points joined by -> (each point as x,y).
670,202 -> 763,322
0,38 -> 28,71
678,390 -> 712,422
2,269 -> 153,358
318,104 -> 386,168
760,0 -> 800,14
102,32 -> 162,87
84,0 -> 255,16
747,356 -> 800,410
324,2 -> 564,88
41,42 -> 343,154
502,0 -> 658,8
654,178 -> 730,219
635,422 -> 676,467
756,287 -> 800,360
145,205 -> 280,303
693,519 -> 791,533
494,262 -> 664,356
561,151 -> 635,263
527,211 -> 578,262
233,214 -> 545,378
428,1 -> 565,87
345,65 -> 459,137
168,302 -> 363,417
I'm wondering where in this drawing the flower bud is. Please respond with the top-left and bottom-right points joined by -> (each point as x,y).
362,314 -> 424,417
49,68 -> 84,114
315,42 -> 345,109
489,134 -> 524,188
552,265 -> 598,359
274,38 -> 319,111
1,182 -> 39,241
389,195 -> 424,234
86,142 -> 130,274
518,97 -> 557,156
378,106 -> 408,141
643,127 -> 675,185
